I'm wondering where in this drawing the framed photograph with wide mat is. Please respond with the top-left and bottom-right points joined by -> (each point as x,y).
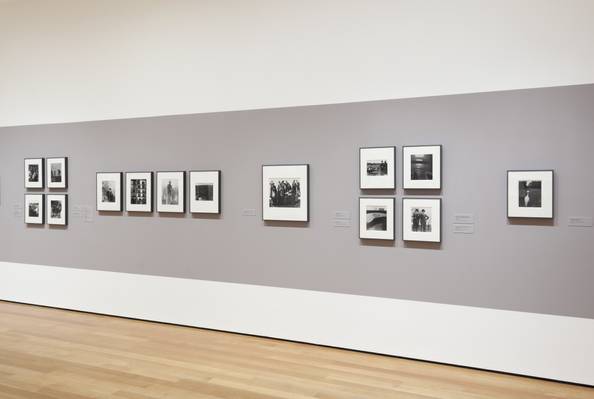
24,194 -> 44,224
190,170 -> 220,214
24,158 -> 44,189
359,147 -> 396,189
359,197 -> 395,240
96,172 -> 123,211
157,171 -> 186,213
402,197 -> 441,242
403,145 -> 441,189
47,194 -> 68,226
262,164 -> 309,222
126,172 -> 153,212
46,157 -> 68,189
507,170 -> 553,219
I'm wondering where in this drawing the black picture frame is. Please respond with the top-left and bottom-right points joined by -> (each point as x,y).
359,146 -> 396,190
96,172 -> 123,212
189,170 -> 221,214
156,171 -> 186,213
359,196 -> 395,240
47,194 -> 68,226
402,197 -> 442,243
24,158 -> 45,189
262,164 -> 309,222
125,171 -> 154,213
402,144 -> 442,190
46,156 -> 68,189
24,193 -> 45,225
506,170 -> 554,219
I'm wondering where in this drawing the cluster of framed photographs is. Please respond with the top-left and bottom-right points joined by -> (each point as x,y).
24,157 -> 69,226
96,170 -> 221,214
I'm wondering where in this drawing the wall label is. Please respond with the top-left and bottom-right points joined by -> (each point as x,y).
568,216 -> 593,227
453,224 -> 474,234
242,208 -> 257,217
454,213 -> 474,224
334,211 -> 351,220
334,219 -> 351,228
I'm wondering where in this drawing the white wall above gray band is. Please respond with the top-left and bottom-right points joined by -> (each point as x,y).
1,0 -> 594,127
0,262 -> 592,386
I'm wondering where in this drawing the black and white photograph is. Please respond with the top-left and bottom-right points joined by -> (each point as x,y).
125,172 -> 153,212
360,147 -> 395,189
47,194 -> 68,226
46,157 -> 68,189
96,172 -> 123,211
157,171 -> 186,213
24,194 -> 44,224
24,158 -> 44,189
262,164 -> 309,221
507,170 -> 553,218
359,197 -> 394,240
190,171 -> 220,214
403,145 -> 442,189
402,198 -> 441,242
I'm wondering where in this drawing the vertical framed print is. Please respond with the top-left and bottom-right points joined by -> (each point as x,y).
47,194 -> 68,226
402,197 -> 442,242
24,158 -> 44,189
24,194 -> 44,224
156,171 -> 186,213
46,157 -> 68,189
125,172 -> 153,212
262,164 -> 309,222
359,197 -> 395,240
507,170 -> 554,218
402,145 -> 442,189
96,172 -> 123,211
189,170 -> 220,214
359,147 -> 396,189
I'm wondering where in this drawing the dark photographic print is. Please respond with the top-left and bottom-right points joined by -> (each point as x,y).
97,172 -> 122,212
269,178 -> 301,208
411,207 -> 432,232
46,157 -> 67,188
131,179 -> 148,205
28,164 -> 39,183
47,194 -> 67,225
102,181 -> 117,203
190,170 -> 220,214
126,172 -> 152,213
29,203 -> 39,217
51,200 -> 62,218
25,194 -> 44,224
519,180 -> 542,208
411,154 -> 433,180
366,206 -> 387,231
403,146 -> 441,189
367,160 -> 388,176
24,158 -> 44,189
195,184 -> 214,201
161,179 -> 180,205
50,162 -> 62,183
359,197 -> 394,240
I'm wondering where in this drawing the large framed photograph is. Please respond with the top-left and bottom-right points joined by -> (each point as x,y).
24,158 -> 44,189
262,164 -> 309,222
46,157 -> 68,189
190,170 -> 220,214
157,171 -> 186,213
359,197 -> 395,240
402,197 -> 442,242
403,145 -> 442,189
507,170 -> 554,219
24,194 -> 44,224
126,172 -> 153,212
96,172 -> 123,211
359,147 -> 396,189
47,194 -> 68,226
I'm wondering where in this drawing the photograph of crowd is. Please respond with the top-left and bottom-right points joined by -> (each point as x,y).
28,164 -> 40,183
195,184 -> 214,201
367,160 -> 388,176
411,207 -> 432,232
519,180 -> 542,208
50,162 -> 62,183
50,200 -> 62,218
130,179 -> 148,205
161,179 -> 180,205
366,206 -> 387,231
102,180 -> 117,203
269,178 -> 301,208
410,154 -> 433,180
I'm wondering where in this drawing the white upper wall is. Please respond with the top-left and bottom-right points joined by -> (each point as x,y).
1,0 -> 593,127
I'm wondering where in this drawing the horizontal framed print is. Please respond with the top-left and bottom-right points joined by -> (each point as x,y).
47,194 -> 68,226
190,170 -> 220,214
24,194 -> 44,224
46,157 -> 68,189
359,197 -> 395,240
403,145 -> 442,189
24,158 -> 44,189
126,172 -> 153,212
402,197 -> 442,242
96,172 -> 123,211
157,171 -> 186,213
262,164 -> 309,222
507,170 -> 554,218
360,146 -> 396,189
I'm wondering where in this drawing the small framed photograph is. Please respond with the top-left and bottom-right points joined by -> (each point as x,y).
24,194 -> 44,224
47,194 -> 68,226
262,164 -> 309,222
360,147 -> 396,189
96,172 -> 123,211
359,197 -> 395,240
24,158 -> 44,189
403,145 -> 442,189
402,197 -> 442,242
190,170 -> 220,214
46,157 -> 68,189
157,171 -> 186,213
126,172 -> 153,212
507,170 -> 554,218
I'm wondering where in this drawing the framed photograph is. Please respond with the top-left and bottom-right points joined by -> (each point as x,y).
359,197 -> 395,240
156,171 -> 186,213
507,170 -> 554,218
402,197 -> 442,242
262,164 -> 309,222
96,172 -> 123,211
126,172 -> 153,212
46,157 -> 68,189
24,194 -> 44,224
403,145 -> 442,189
47,194 -> 68,226
190,170 -> 220,214
359,147 -> 396,189
24,158 -> 44,189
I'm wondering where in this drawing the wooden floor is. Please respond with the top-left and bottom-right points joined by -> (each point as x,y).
0,301 -> 591,399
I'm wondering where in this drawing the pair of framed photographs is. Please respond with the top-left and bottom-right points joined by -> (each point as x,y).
359,145 -> 442,190
24,157 -> 68,189
359,197 -> 441,242
24,194 -> 68,225
96,171 -> 221,214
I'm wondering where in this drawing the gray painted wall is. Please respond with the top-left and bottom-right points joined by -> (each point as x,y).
1,84 -> 593,319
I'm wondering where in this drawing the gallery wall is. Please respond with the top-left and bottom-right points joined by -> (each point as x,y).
1,84 -> 594,320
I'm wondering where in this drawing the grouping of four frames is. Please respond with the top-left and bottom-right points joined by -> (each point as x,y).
24,157 -> 68,226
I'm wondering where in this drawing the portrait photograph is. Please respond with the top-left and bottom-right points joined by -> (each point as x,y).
126,172 -> 153,212
96,172 -> 123,211
507,170 -> 554,218
402,198 -> 441,242
262,164 -> 309,221
46,157 -> 68,189
47,194 -> 68,226
190,170 -> 220,214
24,158 -> 44,189
156,171 -> 186,213
359,197 -> 395,240
359,147 -> 396,189
24,194 -> 44,224
402,145 -> 442,189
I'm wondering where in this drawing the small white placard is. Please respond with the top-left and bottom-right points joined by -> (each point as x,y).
454,213 -> 474,224
334,219 -> 351,227
83,206 -> 94,223
72,205 -> 82,219
453,224 -> 474,234
242,208 -> 257,217
568,216 -> 593,227
13,204 -> 23,218
334,211 -> 351,220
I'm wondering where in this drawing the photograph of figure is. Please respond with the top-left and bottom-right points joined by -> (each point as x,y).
50,162 -> 62,183
411,207 -> 432,232
28,164 -> 39,183
28,202 -> 39,218
519,180 -> 542,208
51,200 -> 62,218
161,179 -> 179,205
102,181 -> 117,203
24,158 -> 44,189
269,178 -> 301,208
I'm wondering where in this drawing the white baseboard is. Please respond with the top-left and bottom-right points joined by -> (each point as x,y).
0,261 -> 592,385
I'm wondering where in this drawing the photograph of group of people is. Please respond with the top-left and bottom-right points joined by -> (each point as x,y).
269,178 -> 301,208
